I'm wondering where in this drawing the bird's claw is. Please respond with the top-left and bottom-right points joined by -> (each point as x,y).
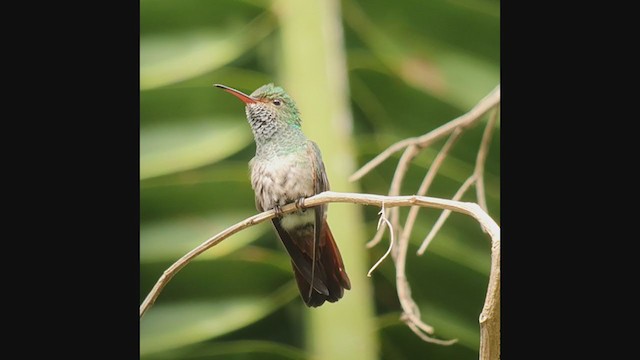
273,205 -> 284,218
295,197 -> 306,211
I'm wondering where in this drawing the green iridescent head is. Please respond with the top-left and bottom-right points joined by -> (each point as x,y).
248,83 -> 301,127
215,83 -> 303,143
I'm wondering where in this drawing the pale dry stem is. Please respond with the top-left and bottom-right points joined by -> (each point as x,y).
347,86 -> 500,358
399,128 -> 463,252
349,86 -> 500,182
474,107 -> 499,212
140,191 -> 499,319
141,86 -> 501,359
418,174 -> 477,255
367,145 -> 419,250
367,205 -> 395,277
394,194 -> 457,344
406,321 -> 458,346
418,107 -> 499,255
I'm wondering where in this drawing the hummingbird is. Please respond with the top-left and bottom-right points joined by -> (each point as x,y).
214,83 -> 351,307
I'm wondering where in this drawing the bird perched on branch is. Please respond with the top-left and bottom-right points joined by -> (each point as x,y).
215,83 -> 351,307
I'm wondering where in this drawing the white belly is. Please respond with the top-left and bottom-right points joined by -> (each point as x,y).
280,210 -> 315,230
250,154 -> 315,211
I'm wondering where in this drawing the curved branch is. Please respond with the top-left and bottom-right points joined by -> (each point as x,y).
139,192 -> 501,346
474,107 -> 499,212
418,174 -> 477,255
349,85 -> 501,182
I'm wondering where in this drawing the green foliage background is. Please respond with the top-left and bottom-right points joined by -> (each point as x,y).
140,0 -> 499,359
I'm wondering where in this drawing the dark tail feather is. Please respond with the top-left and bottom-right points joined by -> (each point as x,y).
321,221 -> 351,292
293,221 -> 351,307
272,218 -> 330,296
293,264 -> 329,307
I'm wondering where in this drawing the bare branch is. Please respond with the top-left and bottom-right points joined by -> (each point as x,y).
415,106 -> 499,256
381,129 -> 463,344
140,191 -> 500,319
386,140 -> 468,344
417,174 -> 477,256
406,321 -> 458,346
389,145 -> 420,257
349,85 -> 500,182
399,128 -> 463,250
475,174 -> 487,214
367,205 -> 395,277
350,86 -> 500,356
395,205 -> 443,341
353,87 -> 499,356
141,85 -> 501,358
480,236 -> 501,360
139,207 -> 279,318
474,107 -> 499,212
367,144 -> 419,251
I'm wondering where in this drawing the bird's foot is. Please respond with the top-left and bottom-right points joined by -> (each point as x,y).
295,197 -> 307,212
273,205 -> 284,218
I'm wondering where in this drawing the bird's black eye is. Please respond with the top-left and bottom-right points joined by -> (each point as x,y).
272,99 -> 282,106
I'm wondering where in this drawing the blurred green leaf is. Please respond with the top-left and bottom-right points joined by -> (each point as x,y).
140,283 -> 299,356
417,302 -> 480,350
140,14 -> 275,90
140,180 -> 256,223
140,212 -> 268,263
140,0 -> 500,358
344,0 -> 499,110
436,53 -> 499,111
140,255 -> 293,304
140,162 -> 251,189
364,216 -> 491,277
415,226 -> 491,277
140,119 -> 252,180
378,319 -> 478,359
376,309 -> 477,351
142,340 -> 308,360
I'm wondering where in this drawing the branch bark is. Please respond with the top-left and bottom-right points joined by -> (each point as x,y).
347,84 -> 500,358
139,191 -> 500,356
349,85 -> 501,182
140,85 -> 501,358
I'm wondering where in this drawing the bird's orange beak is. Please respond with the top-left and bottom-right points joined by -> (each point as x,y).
214,84 -> 257,104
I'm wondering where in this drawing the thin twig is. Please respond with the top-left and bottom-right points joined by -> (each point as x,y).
139,208 -> 279,318
349,85 -> 500,182
367,205 -> 395,277
382,129 -> 464,344
417,174 -> 477,255
406,320 -> 458,346
390,154 -> 463,343
399,128 -> 463,249
346,85 -> 501,357
415,107 -> 499,256
474,107 -> 499,212
363,86 -> 500,253
366,145 -> 419,249
395,207 -> 439,339
350,137 -> 418,182
141,85 -> 502,357
140,191 -> 500,319
480,235 -> 500,360
389,145 -> 419,258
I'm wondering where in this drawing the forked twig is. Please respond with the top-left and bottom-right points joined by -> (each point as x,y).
348,85 -> 500,357
417,174 -> 477,255
140,191 -> 499,319
399,128 -> 463,252
418,106 -> 499,255
349,86 -> 500,182
367,205 -> 395,277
